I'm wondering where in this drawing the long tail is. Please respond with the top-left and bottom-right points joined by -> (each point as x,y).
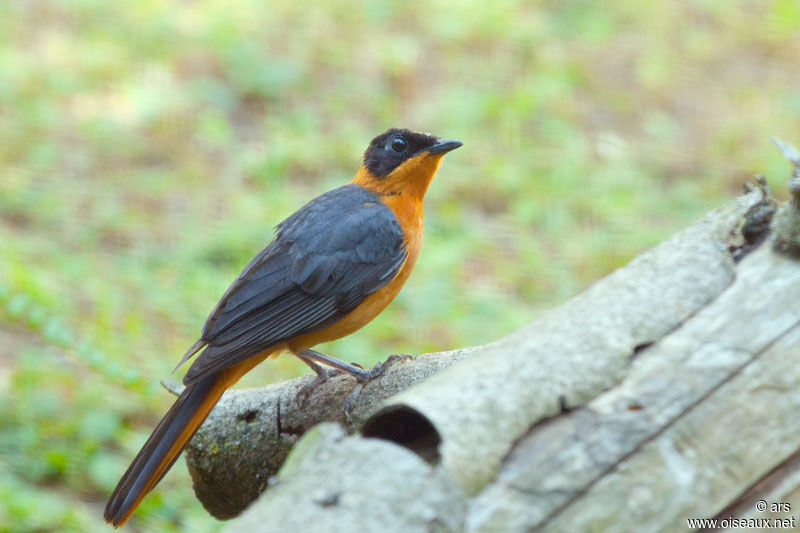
103,373 -> 228,527
103,352 -> 271,528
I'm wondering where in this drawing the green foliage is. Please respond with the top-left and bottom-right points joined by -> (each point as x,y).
1,0 -> 798,530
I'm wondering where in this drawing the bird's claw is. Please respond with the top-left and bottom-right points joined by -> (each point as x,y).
342,353 -> 413,419
369,353 -> 412,379
295,353 -> 413,418
295,367 -> 342,407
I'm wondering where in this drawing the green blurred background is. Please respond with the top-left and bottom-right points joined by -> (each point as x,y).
1,0 -> 798,531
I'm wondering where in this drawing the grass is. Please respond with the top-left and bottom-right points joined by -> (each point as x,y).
1,0 -> 799,531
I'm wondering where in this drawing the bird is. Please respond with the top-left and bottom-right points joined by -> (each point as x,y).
103,127 -> 462,527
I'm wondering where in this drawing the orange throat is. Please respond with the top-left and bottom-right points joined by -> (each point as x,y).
351,152 -> 445,200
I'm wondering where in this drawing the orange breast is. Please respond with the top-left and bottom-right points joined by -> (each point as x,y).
286,194 -> 424,353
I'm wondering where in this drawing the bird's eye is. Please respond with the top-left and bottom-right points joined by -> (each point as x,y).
390,137 -> 407,152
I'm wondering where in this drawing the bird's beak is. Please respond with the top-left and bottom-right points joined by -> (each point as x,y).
428,139 -> 463,155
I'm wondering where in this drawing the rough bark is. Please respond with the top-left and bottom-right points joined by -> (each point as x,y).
470,241 -> 800,532
178,157 -> 800,532
176,346 -> 480,519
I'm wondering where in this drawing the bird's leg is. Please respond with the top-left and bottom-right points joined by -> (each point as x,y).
294,350 -> 412,415
295,353 -> 343,407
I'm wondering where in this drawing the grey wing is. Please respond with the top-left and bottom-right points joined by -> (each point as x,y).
182,184 -> 406,384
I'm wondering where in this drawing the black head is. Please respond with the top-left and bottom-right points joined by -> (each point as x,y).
363,128 -> 462,178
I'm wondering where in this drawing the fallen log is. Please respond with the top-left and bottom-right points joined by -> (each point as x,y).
180,146 -> 800,532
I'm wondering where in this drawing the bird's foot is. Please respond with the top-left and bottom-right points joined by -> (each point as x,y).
295,367 -> 342,407
342,353 -> 413,416
294,349 -> 413,420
